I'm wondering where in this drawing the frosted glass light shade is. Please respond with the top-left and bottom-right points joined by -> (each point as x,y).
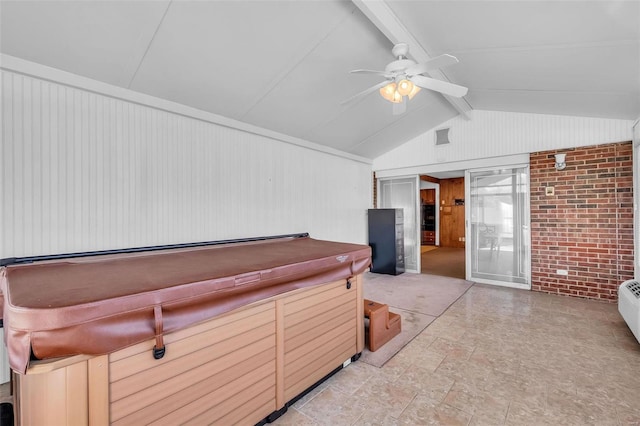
380,80 -> 420,103
379,83 -> 403,103
379,83 -> 397,101
397,79 -> 414,96
407,85 -> 421,99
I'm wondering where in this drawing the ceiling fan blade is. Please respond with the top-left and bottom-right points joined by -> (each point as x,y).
392,98 -> 407,115
340,80 -> 389,105
405,54 -> 459,76
410,75 -> 468,98
350,69 -> 393,78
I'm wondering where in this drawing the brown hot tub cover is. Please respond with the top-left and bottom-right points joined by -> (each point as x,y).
1,236 -> 371,373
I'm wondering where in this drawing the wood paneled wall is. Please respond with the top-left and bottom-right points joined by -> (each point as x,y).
439,177 -> 465,248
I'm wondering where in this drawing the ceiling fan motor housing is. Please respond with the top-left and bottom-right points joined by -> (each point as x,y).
391,42 -> 410,58
384,59 -> 415,75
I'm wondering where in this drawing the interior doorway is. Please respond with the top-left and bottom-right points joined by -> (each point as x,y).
419,173 -> 466,279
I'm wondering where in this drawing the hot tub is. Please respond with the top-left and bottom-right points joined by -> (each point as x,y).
0,235 -> 371,425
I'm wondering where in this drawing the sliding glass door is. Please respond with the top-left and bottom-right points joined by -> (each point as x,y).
379,177 -> 419,272
466,166 -> 530,289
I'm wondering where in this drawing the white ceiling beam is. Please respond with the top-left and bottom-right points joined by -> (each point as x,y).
353,0 -> 472,119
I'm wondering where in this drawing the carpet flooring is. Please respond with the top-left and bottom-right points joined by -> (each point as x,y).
421,246 -> 465,279
420,245 -> 438,253
360,272 -> 473,367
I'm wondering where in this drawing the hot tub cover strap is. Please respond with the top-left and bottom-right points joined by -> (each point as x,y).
153,305 -> 165,359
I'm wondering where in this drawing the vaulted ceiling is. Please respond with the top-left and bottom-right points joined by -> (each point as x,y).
1,1 -> 638,159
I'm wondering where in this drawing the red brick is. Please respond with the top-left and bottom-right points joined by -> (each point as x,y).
530,141 -> 633,303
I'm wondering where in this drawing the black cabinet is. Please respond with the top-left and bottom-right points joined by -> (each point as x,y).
367,208 -> 404,275
421,203 -> 436,245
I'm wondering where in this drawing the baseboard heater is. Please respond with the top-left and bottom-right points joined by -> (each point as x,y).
618,279 -> 640,343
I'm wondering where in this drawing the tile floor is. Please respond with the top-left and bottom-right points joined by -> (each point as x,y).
273,283 -> 640,425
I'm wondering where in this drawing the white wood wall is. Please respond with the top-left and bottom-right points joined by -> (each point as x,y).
373,110 -> 635,172
0,65 -> 372,259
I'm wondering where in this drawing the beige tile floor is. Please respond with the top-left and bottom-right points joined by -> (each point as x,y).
274,283 -> 640,425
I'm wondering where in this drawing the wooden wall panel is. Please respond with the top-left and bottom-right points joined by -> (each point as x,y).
439,177 -> 465,248
420,189 -> 435,204
420,175 -> 440,184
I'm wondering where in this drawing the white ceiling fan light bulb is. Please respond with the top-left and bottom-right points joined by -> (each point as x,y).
396,79 -> 414,96
392,90 -> 403,103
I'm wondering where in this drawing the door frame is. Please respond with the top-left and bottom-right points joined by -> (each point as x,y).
464,164 -> 531,290
419,180 -> 440,246
376,175 -> 421,273
375,153 -> 530,278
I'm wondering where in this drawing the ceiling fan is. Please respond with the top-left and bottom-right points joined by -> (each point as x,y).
342,43 -> 468,115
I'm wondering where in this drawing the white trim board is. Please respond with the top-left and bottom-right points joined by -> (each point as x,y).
375,153 -> 530,178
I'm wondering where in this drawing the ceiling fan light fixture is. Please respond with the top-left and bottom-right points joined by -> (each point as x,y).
396,79 -> 414,96
346,44 -> 467,110
379,82 -> 397,102
379,82 -> 405,103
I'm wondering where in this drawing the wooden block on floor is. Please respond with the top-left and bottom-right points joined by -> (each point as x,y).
363,299 -> 401,352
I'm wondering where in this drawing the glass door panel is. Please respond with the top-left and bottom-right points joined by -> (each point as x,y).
466,167 -> 530,289
379,177 -> 419,272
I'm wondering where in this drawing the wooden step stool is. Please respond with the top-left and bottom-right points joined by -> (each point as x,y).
363,299 -> 401,352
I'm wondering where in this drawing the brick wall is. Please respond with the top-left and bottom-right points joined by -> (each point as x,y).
530,141 -> 634,301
